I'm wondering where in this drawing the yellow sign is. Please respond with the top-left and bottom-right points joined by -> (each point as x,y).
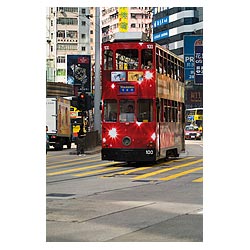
118,7 -> 128,32
128,71 -> 143,81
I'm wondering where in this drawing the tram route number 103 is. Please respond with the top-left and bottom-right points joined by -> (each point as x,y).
145,149 -> 154,155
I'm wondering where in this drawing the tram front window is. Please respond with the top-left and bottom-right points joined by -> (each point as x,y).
119,100 -> 135,122
104,100 -> 117,122
137,99 -> 153,122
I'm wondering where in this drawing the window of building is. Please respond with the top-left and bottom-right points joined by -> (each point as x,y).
82,46 -> 86,51
66,30 -> 77,38
131,23 -> 136,28
57,18 -> 78,25
82,21 -> 86,26
82,8 -> 86,14
57,44 -> 78,50
57,30 -> 65,38
56,69 -> 66,76
63,7 -> 78,12
81,34 -> 86,39
57,56 -> 65,63
90,30 -> 93,34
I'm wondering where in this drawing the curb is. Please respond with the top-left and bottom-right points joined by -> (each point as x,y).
69,146 -> 101,155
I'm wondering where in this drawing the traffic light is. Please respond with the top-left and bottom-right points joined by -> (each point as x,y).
85,94 -> 92,110
77,92 -> 86,111
71,96 -> 78,108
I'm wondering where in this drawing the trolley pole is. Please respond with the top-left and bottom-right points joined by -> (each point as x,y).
94,7 -> 101,137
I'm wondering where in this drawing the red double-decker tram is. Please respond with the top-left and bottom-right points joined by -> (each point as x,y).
101,33 -> 185,162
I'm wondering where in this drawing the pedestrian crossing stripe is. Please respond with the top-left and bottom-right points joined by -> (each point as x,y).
47,158 -> 101,169
159,167 -> 203,181
73,166 -> 122,177
192,177 -> 203,182
102,167 -> 153,178
46,162 -> 121,176
132,159 -> 203,180
101,156 -> 196,178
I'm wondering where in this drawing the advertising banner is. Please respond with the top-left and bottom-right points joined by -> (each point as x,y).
184,35 -> 203,85
118,7 -> 128,32
67,55 -> 91,92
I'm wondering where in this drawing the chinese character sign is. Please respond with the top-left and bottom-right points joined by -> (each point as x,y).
118,7 -> 128,32
194,39 -> 203,85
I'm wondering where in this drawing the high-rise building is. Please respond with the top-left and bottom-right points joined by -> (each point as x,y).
152,7 -> 203,58
101,7 -> 153,42
46,7 -> 95,84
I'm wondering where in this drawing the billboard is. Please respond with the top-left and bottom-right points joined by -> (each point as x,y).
67,55 -> 91,92
184,35 -> 203,85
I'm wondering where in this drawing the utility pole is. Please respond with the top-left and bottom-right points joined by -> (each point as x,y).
94,7 -> 101,137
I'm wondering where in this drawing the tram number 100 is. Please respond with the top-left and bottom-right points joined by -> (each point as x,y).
145,150 -> 154,155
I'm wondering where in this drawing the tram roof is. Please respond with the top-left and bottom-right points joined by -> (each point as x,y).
111,32 -> 148,42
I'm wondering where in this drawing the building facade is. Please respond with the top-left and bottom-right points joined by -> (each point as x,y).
46,7 -> 95,84
101,7 -> 153,43
152,7 -> 203,58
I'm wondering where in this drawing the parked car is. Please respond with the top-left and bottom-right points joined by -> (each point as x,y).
184,125 -> 202,140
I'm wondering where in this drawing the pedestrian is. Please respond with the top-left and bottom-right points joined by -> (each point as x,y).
76,124 -> 86,156
126,104 -> 134,113
46,125 -> 49,154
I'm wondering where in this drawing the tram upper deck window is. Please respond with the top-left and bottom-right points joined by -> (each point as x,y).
116,49 -> 138,70
104,50 -> 113,70
141,49 -> 153,69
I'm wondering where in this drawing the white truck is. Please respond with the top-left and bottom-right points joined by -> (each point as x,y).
46,97 -> 72,150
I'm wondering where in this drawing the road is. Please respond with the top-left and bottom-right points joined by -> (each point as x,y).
46,139 -> 203,242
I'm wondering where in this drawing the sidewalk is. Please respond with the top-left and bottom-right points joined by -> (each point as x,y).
69,144 -> 101,155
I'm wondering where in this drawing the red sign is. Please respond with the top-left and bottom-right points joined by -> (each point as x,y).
78,56 -> 89,64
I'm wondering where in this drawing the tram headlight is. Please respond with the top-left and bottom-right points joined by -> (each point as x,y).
145,71 -> 153,80
108,128 -> 117,139
151,132 -> 156,141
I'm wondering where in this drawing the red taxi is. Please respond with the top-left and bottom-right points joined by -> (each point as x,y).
184,125 -> 202,140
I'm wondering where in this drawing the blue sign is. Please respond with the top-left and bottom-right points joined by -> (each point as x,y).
153,17 -> 169,28
153,30 -> 169,41
184,35 -> 203,83
119,85 -> 135,93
